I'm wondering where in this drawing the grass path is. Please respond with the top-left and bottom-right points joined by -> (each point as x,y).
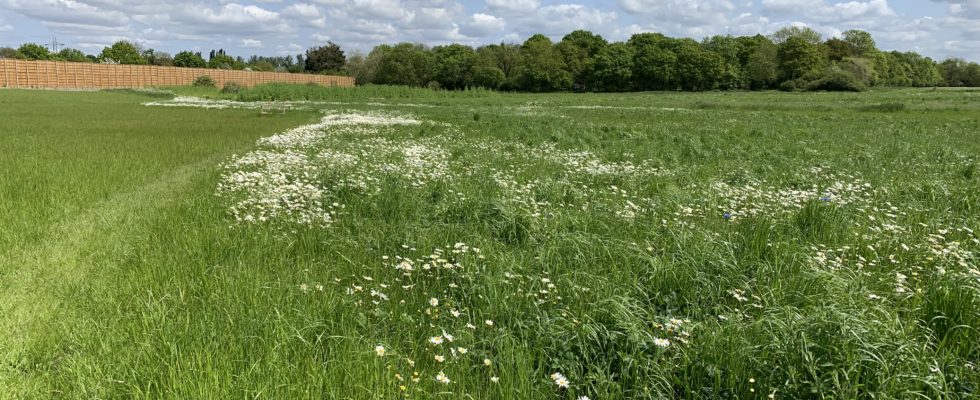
0,89 -> 319,397
0,156 -> 221,395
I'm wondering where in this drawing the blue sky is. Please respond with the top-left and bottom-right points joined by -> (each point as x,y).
0,1 -> 977,61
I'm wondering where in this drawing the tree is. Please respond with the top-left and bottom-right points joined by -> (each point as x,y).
345,49 -> 384,85
100,41 -> 147,64
305,42 -> 346,74
374,43 -> 434,87
144,50 -> 173,66
18,43 -> 50,60
476,44 -> 524,90
771,26 -> 822,45
704,35 -> 748,90
290,54 -> 306,73
0,47 -> 25,59
746,40 -> 779,89
250,60 -> 276,72
519,34 -> 572,92
825,38 -> 854,61
629,33 -> 678,90
469,65 -> 506,90
587,43 -> 634,91
174,51 -> 206,68
55,48 -> 88,62
842,30 -> 877,57
674,40 -> 724,91
208,53 -> 244,70
432,44 -> 476,90
557,30 -> 608,89
777,36 -> 827,81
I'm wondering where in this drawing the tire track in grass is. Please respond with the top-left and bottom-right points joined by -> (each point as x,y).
0,155 -> 223,396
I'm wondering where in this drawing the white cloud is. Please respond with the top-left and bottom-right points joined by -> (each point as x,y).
0,0 -> 976,61
762,0 -> 895,23
460,13 -> 506,37
486,0 -> 540,13
281,3 -> 322,19
241,38 -> 264,48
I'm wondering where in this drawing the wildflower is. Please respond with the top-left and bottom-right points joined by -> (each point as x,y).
749,378 -> 755,383
485,319 -> 494,326
457,347 -> 468,354
490,376 -> 499,383
483,358 -> 492,366
551,372 -> 570,388
450,309 -> 461,317
654,338 -> 670,348
429,336 -> 444,345
723,212 -> 732,220
434,355 -> 445,362
578,397 -> 591,400
442,331 -> 455,342
374,345 -> 386,357
299,283 -> 309,292
429,298 -> 439,307
435,371 -> 451,384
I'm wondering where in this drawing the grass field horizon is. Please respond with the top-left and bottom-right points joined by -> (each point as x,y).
1,86 -> 978,399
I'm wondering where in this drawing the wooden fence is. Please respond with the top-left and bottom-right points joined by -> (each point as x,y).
0,59 -> 354,89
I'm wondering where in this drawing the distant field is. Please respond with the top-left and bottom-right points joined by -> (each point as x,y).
0,87 -> 978,399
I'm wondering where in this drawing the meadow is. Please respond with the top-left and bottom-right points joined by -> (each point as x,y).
0,86 -> 978,399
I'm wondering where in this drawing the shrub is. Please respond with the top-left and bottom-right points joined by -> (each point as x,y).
805,70 -> 867,92
192,75 -> 216,87
221,81 -> 243,94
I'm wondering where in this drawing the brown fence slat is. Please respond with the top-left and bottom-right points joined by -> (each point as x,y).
0,59 -> 354,89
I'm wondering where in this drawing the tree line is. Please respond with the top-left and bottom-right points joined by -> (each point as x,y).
346,27 -> 980,91
3,27 -> 979,91
0,41 -> 346,74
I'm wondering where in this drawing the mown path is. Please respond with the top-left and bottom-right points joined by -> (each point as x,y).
0,157 -> 217,395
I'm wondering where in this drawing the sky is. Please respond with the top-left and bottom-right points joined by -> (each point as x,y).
0,0 -> 978,62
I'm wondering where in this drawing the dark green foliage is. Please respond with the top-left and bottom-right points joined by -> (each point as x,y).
100,41 -> 147,65
519,34 -> 573,92
629,33 -> 679,90
805,69 -> 867,92
373,43 -> 434,87
174,51 -> 206,68
588,43 -> 635,91
208,54 -> 244,70
674,40 -> 725,91
55,48 -> 88,63
17,43 -> 50,60
192,75 -> 216,88
469,65 -> 506,90
0,47 -> 26,59
220,81 -> 243,94
431,44 -> 476,90
305,42 -> 346,74
778,37 -> 827,81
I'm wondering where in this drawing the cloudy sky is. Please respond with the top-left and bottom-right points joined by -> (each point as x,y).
0,0 -> 977,61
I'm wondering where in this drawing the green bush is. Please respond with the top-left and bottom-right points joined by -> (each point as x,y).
192,75 -> 216,88
220,81 -> 243,94
805,70 -> 867,92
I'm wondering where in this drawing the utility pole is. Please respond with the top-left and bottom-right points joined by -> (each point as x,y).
50,36 -> 65,53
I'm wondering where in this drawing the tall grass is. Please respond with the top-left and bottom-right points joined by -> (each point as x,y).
0,88 -> 978,399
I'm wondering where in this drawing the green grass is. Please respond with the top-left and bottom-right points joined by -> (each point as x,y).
1,87 -> 978,399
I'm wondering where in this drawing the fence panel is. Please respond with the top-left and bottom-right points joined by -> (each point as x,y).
0,59 -> 353,89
